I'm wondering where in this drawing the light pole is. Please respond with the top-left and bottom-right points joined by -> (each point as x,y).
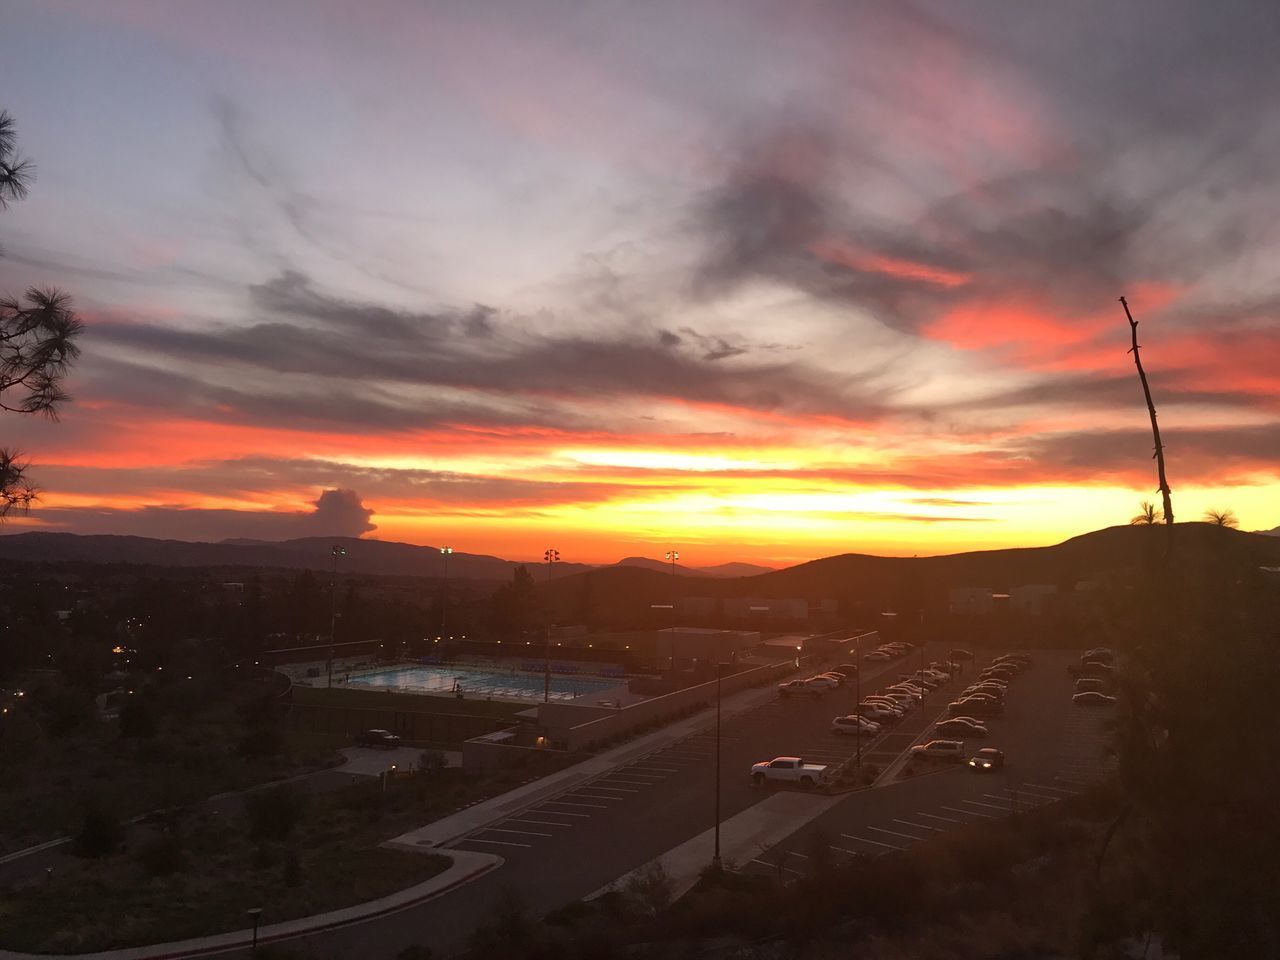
713,660 -> 723,870
855,632 -> 862,767
665,549 -> 679,671
246,907 -> 262,956
544,548 -> 558,703
439,546 -> 453,641
327,545 -> 346,687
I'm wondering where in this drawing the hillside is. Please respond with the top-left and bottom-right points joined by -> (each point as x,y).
0,532 -> 594,582
541,524 -> 1280,623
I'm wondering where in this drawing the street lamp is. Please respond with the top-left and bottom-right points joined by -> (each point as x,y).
854,632 -> 862,767
713,660 -> 724,870
327,545 -> 346,687
246,907 -> 263,956
665,550 -> 679,671
544,549 -> 559,702
440,546 -> 453,641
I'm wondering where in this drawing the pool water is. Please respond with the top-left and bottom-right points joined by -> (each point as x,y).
344,664 -> 621,702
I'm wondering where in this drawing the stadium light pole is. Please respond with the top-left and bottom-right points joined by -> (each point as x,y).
665,549 -> 679,671
327,544 -> 346,687
544,548 -> 559,702
440,546 -> 453,641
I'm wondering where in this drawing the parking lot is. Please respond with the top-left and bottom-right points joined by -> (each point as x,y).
739,647 -> 1114,878
449,642 -> 969,858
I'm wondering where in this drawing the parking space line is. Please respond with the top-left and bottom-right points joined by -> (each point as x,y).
480,827 -> 552,838
503,818 -> 573,828
941,805 -> 993,819
567,793 -> 625,801
617,771 -> 667,780
627,766 -> 679,773
1026,782 -> 1077,795
542,800 -> 607,809
985,793 -> 1039,806
594,778 -> 652,786
866,824 -> 925,842
916,812 -> 959,824
459,838 -> 530,848
894,818 -> 942,832
531,807 -> 589,817
841,833 -> 903,850
829,845 -> 862,857
963,798 -> 1012,811
585,785 -> 639,793
1010,788 -> 1060,802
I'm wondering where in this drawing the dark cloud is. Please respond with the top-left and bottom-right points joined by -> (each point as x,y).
32,487 -> 376,542
90,268 -> 890,424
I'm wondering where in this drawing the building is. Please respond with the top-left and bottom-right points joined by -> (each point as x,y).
1010,584 -> 1058,616
948,587 -> 995,615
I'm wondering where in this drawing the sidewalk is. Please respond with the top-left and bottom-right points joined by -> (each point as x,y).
0,851 -> 502,960
385,672 -> 791,851
590,789 -> 844,902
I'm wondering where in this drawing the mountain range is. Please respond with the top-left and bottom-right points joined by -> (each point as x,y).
0,532 -> 772,581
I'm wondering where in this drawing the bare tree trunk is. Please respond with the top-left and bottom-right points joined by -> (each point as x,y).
1120,297 -> 1174,536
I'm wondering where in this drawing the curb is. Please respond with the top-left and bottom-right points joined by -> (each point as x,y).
0,853 -> 502,960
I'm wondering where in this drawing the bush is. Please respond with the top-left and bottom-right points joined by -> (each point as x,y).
418,749 -> 448,775
623,861 -> 675,917
138,832 -> 188,876
74,805 -> 124,858
244,784 -> 306,841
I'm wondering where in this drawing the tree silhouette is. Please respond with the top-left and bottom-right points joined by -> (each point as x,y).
1130,500 -> 1162,525
1202,508 -> 1239,528
1,110 -> 83,518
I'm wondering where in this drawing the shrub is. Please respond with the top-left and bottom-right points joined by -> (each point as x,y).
624,861 -> 675,917
244,784 -> 306,841
418,749 -> 448,775
74,805 -> 124,858
138,832 -> 188,876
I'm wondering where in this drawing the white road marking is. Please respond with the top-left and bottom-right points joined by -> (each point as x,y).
829,845 -> 863,857
594,778 -> 651,786
531,807 -> 589,817
916,812 -> 959,824
459,838 -> 530,848
480,827 -> 552,838
1026,782 -> 1078,795
503,818 -> 573,828
617,772 -> 667,780
585,785 -> 640,793
867,824 -> 925,842
567,793 -> 625,801
542,800 -> 607,809
894,818 -> 942,832
841,832 -> 902,850
941,804 -> 993,819
963,798 -> 1012,811
628,766 -> 680,773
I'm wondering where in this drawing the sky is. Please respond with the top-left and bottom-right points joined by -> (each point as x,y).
1,0 -> 1278,566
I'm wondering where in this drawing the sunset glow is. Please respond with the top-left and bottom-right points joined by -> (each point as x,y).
2,1 -> 1277,563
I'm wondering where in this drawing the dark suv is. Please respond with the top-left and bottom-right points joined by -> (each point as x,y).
355,728 -> 401,748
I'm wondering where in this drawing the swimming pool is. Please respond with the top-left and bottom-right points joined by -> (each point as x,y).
343,664 -> 622,702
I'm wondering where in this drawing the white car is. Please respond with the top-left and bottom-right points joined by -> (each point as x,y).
805,675 -> 839,691
864,651 -> 892,662
873,693 -> 916,711
858,703 -> 900,721
910,739 -> 966,762
831,714 -> 881,736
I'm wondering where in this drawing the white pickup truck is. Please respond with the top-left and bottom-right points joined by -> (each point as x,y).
750,756 -> 829,788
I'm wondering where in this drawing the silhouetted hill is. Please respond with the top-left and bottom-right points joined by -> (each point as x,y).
541,524 -> 1280,624
696,561 -> 776,578
613,556 -> 704,576
611,557 -> 775,578
0,532 -> 594,582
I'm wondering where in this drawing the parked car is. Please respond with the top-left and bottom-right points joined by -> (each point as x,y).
355,728 -> 401,748
818,671 -> 848,685
950,648 -> 975,661
806,675 -> 839,691
1069,662 -> 1114,679
936,718 -> 989,738
1085,648 -> 1114,664
859,702 -> 901,721
968,747 -> 1006,771
866,695 -> 914,713
910,739 -> 965,762
778,677 -> 831,698
751,757 -> 829,788
833,663 -> 860,677
1073,691 -> 1118,706
1075,677 -> 1108,693
864,650 -> 892,662
948,697 -> 1003,717
831,714 -> 881,736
